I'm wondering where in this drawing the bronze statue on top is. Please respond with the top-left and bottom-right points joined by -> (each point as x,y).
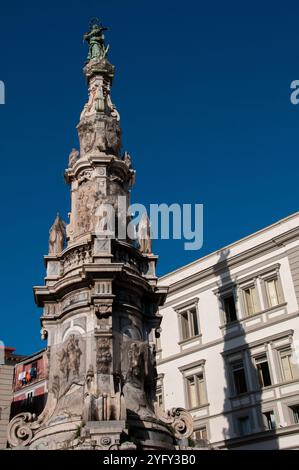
84,18 -> 109,61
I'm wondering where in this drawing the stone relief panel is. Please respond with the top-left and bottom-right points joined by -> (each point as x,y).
49,333 -> 86,399
76,179 -> 98,235
121,339 -> 157,419
61,291 -> 89,313
62,244 -> 92,275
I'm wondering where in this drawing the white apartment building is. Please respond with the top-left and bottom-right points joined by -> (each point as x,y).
157,211 -> 299,449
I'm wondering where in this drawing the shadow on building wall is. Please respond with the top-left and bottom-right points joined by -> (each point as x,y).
214,249 -> 279,449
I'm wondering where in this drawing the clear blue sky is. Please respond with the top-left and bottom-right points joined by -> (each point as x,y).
1,0 -> 299,354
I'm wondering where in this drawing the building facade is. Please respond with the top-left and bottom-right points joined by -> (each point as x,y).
157,212 -> 299,449
0,347 -> 25,449
10,350 -> 47,421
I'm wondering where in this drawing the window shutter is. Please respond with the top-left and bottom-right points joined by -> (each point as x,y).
281,353 -> 292,381
251,287 -> 259,314
197,375 -> 206,405
245,289 -> 253,315
187,377 -> 197,408
267,279 -> 279,307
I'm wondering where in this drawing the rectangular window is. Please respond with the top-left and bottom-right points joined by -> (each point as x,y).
255,355 -> 272,387
266,278 -> 279,308
280,349 -> 299,382
194,427 -> 208,442
291,406 -> 299,424
238,416 -> 251,436
156,388 -> 163,408
223,295 -> 237,323
263,411 -> 276,430
244,286 -> 259,316
186,373 -> 207,408
180,307 -> 199,340
231,360 -> 248,395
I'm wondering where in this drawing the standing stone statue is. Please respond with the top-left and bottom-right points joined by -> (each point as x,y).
48,214 -> 66,255
138,212 -> 152,254
84,19 -> 109,61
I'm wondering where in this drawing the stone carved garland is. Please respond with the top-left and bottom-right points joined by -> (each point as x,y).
96,337 -> 112,374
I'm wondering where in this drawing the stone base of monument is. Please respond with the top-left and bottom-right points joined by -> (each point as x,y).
23,417 -> 176,450
77,420 -> 130,450
126,416 -> 175,450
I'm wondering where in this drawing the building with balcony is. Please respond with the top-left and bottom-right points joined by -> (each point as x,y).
0,347 -> 25,449
156,211 -> 299,449
10,349 -> 47,420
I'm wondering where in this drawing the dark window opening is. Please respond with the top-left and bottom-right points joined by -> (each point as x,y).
232,361 -> 247,395
223,295 -> 237,323
256,357 -> 272,388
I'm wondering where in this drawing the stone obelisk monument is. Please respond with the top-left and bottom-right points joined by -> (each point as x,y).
8,20 -> 193,450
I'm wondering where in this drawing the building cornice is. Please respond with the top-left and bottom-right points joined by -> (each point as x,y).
159,225 -> 299,296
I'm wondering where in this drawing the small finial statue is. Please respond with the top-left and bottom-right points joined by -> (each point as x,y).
137,212 -> 152,254
68,148 -> 80,168
84,18 -> 109,62
48,214 -> 66,255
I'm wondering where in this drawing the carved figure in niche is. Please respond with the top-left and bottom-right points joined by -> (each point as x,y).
48,214 -> 66,255
57,334 -> 82,381
105,119 -> 121,155
67,335 -> 82,376
137,212 -> 152,254
123,341 -> 155,418
76,181 -> 99,235
68,148 -> 80,168
78,122 -> 96,154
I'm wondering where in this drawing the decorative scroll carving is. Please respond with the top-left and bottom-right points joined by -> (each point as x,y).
155,407 -> 193,440
78,169 -> 93,185
7,412 -> 36,447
